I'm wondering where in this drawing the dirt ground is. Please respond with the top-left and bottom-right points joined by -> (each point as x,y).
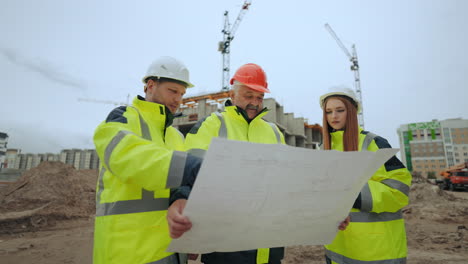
1,162 -> 467,264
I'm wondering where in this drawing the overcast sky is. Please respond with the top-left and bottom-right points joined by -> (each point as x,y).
1,0 -> 467,154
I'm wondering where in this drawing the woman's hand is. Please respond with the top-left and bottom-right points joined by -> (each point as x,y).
338,216 -> 351,231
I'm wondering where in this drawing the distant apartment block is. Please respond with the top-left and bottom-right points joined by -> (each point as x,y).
60,149 -> 100,170
5,149 -> 21,169
397,118 -> 468,177
0,132 -> 8,168
5,148 -> 99,170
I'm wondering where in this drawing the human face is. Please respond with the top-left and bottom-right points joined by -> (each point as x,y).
146,80 -> 186,114
230,85 -> 264,119
325,97 -> 347,130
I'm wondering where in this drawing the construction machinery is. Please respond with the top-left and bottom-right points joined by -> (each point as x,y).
437,162 -> 468,191
218,0 -> 252,91
324,23 -> 364,128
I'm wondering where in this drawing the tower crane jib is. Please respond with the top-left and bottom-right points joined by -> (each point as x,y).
324,23 -> 365,128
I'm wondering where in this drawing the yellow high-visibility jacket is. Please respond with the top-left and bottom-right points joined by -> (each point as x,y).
325,129 -> 411,264
93,96 -> 188,264
184,104 -> 285,264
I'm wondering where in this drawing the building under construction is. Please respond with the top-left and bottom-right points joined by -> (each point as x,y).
173,91 -> 322,149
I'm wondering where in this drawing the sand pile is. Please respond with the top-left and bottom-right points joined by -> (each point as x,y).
0,162 -> 98,233
403,183 -> 468,257
282,245 -> 324,264
404,183 -> 468,223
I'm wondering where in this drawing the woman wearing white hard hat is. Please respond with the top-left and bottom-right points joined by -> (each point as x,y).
319,86 -> 411,264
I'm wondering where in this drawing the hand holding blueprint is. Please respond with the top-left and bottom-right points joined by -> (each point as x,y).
168,138 -> 398,253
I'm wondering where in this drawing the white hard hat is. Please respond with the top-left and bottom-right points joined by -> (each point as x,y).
319,86 -> 361,113
142,56 -> 194,88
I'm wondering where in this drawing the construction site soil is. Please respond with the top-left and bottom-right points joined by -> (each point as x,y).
0,162 -> 467,264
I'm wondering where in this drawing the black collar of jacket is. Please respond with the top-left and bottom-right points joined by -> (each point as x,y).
225,99 -> 268,124
138,95 -> 182,128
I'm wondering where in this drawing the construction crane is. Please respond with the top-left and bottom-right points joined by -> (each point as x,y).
78,94 -> 130,106
218,0 -> 252,91
324,23 -> 364,128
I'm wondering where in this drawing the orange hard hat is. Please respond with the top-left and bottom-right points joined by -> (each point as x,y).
229,63 -> 270,93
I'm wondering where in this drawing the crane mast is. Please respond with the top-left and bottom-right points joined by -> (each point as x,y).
218,0 -> 251,91
324,23 -> 365,128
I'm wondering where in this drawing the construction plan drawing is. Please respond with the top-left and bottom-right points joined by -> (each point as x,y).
168,138 -> 398,254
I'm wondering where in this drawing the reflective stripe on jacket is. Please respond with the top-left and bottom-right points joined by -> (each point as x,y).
93,96 -> 186,264
185,105 -> 284,264
325,129 -> 411,264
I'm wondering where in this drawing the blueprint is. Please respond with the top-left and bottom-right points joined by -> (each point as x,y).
168,138 -> 398,253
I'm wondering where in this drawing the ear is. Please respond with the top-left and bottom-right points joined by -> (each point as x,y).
229,89 -> 235,100
146,79 -> 157,93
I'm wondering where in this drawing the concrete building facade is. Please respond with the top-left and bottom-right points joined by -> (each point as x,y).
0,132 -> 8,168
59,149 -> 100,169
5,149 -> 21,169
12,153 -> 59,170
397,118 -> 468,177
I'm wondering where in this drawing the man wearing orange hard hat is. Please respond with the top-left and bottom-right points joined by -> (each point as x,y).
167,63 -> 285,264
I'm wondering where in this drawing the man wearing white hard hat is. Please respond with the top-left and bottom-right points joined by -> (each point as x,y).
93,56 -> 201,264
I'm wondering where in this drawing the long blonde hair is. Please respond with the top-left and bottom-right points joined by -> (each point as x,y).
322,96 -> 359,151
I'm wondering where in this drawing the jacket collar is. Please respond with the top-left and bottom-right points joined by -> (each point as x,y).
330,127 -> 364,147
133,95 -> 177,128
